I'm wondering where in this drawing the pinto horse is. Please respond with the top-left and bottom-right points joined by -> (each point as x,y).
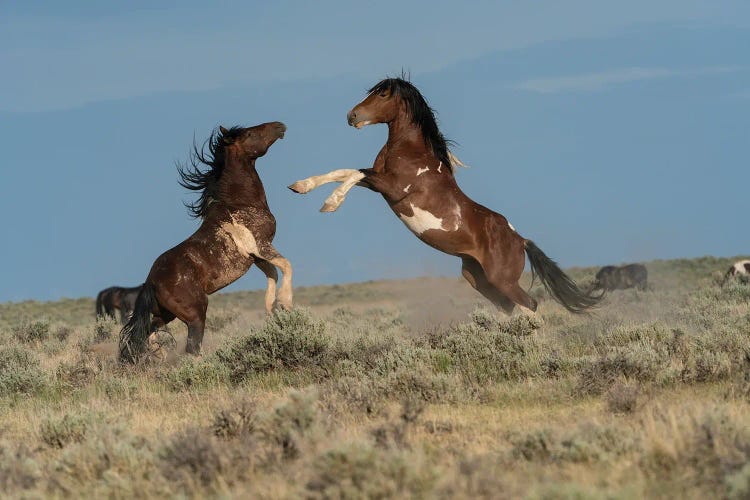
290,78 -> 601,314
721,260 -> 750,286
96,285 -> 142,323
119,122 -> 292,362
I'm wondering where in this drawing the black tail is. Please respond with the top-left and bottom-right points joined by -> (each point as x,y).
524,240 -> 603,314
95,291 -> 105,317
118,282 -> 156,363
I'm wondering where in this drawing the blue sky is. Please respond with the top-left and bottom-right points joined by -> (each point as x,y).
1,1 -> 749,302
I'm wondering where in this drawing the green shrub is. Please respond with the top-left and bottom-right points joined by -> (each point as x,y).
160,427 -> 233,488
261,388 -> 320,460
211,399 -> 258,439
0,346 -> 48,397
40,413 -> 92,448
606,379 -> 640,414
510,423 -> 639,464
92,317 -> 116,342
0,441 -> 40,492
164,358 -> 230,391
214,309 -> 331,383
54,326 -> 72,342
428,314 -> 548,383
12,320 -> 49,343
306,443 -> 436,499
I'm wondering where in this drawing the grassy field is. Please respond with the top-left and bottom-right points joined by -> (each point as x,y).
0,255 -> 749,498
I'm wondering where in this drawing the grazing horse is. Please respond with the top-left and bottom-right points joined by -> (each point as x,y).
119,122 -> 292,362
289,78 -> 601,314
591,264 -> 648,292
96,285 -> 142,323
721,260 -> 750,286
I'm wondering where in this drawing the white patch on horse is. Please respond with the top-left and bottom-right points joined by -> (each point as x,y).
220,219 -> 259,258
403,184 -> 411,193
399,204 -> 445,235
416,166 -> 430,176
508,221 -> 516,232
437,162 -> 442,173
446,204 -> 462,231
733,260 -> 750,275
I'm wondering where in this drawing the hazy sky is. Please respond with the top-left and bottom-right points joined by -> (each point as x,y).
1,1 -> 749,302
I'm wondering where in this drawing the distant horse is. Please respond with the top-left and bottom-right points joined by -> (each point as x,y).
591,264 -> 648,292
96,285 -> 142,323
721,260 -> 750,286
289,78 -> 601,314
119,122 -> 292,362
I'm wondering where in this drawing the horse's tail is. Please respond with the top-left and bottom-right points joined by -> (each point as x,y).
95,290 -> 105,317
119,282 -> 156,363
524,240 -> 603,313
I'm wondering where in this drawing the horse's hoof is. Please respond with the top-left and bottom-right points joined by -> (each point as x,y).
288,181 -> 310,194
320,202 -> 338,213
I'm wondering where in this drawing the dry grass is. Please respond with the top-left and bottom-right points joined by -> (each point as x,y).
0,255 -> 748,498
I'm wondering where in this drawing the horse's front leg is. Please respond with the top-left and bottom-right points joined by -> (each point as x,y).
288,169 -> 361,194
320,170 -> 369,212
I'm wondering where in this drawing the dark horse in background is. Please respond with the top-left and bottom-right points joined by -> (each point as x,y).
96,285 -> 142,323
120,122 -> 292,362
290,78 -> 601,314
591,264 -> 648,292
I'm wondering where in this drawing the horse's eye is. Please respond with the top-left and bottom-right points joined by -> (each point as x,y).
379,92 -> 387,97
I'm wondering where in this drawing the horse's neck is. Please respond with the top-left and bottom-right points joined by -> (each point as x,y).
386,115 -> 424,151
385,116 -> 447,174
217,154 -> 269,212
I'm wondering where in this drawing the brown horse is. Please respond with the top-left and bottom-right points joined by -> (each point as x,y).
96,285 -> 142,323
119,122 -> 292,362
290,78 -> 600,314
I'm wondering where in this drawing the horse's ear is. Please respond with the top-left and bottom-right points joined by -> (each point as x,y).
219,126 -> 234,144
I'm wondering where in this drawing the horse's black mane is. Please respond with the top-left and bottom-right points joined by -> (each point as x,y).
177,126 -> 244,218
368,77 -> 454,170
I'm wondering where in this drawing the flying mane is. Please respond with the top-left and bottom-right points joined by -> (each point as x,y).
177,126 -> 244,218
367,77 -> 461,172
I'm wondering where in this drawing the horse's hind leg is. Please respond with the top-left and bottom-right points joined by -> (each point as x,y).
474,256 -> 538,314
461,257 -> 516,314
267,252 -> 293,310
256,258 -> 279,314
185,319 -> 206,355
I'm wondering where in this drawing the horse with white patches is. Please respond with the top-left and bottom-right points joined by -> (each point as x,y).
119,122 -> 292,362
290,77 -> 601,314
721,260 -> 750,286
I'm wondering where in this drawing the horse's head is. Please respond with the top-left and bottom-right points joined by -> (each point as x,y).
219,122 -> 286,159
347,78 -> 408,129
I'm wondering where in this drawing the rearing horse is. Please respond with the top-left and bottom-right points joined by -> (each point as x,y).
120,122 -> 292,362
290,78 -> 600,314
